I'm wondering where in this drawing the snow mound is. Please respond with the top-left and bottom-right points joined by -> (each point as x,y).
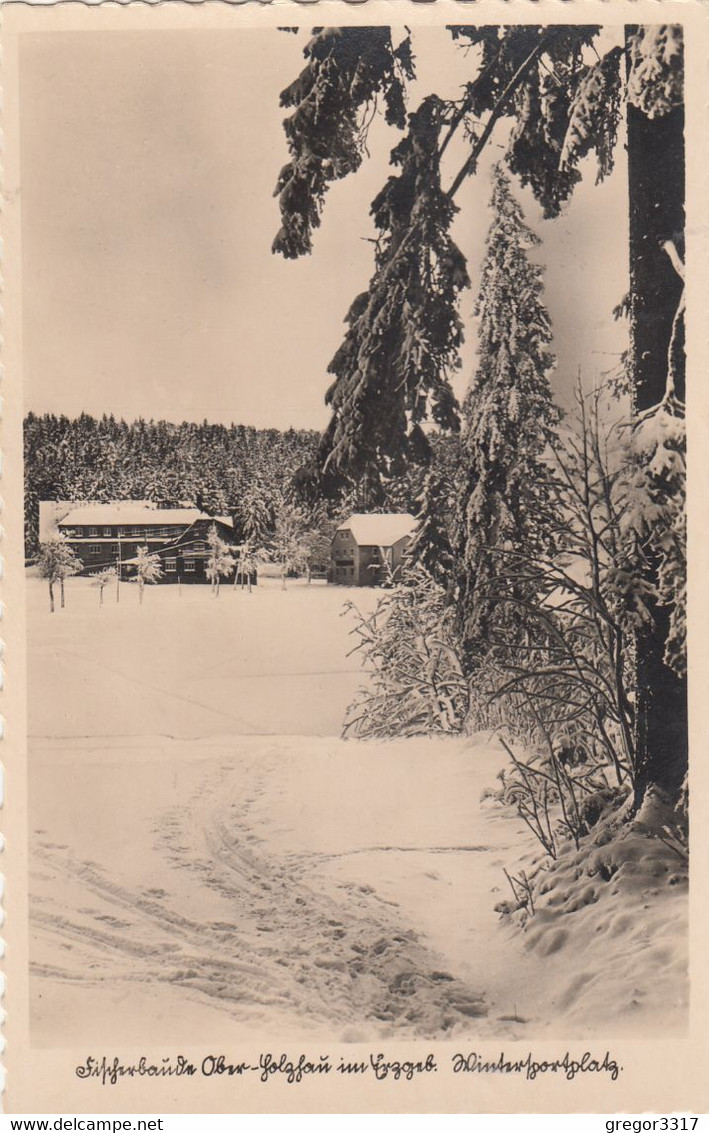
506,805 -> 688,1036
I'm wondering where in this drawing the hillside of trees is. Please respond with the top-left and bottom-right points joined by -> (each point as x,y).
24,412 -> 457,559
23,412 -> 320,556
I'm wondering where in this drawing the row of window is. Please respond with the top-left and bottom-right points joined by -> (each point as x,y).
87,545 -> 141,557
87,544 -> 154,556
86,546 -> 202,572
64,525 -> 182,539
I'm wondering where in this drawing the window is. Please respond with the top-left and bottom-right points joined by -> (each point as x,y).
103,527 -> 112,537
88,527 -> 98,537
130,526 -> 142,538
89,545 -> 101,556
185,558 -> 196,573
165,558 -> 177,573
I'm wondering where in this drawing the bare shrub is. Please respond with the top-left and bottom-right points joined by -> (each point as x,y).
501,867 -> 536,917
343,563 -> 468,738
472,383 -> 637,855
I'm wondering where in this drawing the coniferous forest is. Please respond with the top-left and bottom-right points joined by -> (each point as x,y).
23,412 -> 317,554
23,411 -> 457,558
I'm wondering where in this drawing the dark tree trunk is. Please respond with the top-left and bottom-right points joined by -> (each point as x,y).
626,91 -> 685,408
633,603 -> 687,805
626,26 -> 687,807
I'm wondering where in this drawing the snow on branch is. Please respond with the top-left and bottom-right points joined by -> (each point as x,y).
627,26 -> 684,120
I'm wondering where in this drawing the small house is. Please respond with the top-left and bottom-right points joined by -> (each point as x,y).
330,513 -> 417,586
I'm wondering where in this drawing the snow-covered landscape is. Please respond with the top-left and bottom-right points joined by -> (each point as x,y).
28,576 -> 688,1045
15,24 -> 692,1115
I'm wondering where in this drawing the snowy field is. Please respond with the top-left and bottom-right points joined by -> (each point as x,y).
28,575 -> 373,739
27,576 -> 688,1045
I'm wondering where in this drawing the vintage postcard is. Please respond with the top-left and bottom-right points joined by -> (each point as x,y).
2,0 -> 708,1114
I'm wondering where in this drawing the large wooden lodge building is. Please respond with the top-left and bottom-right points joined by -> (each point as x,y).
51,503 -> 242,584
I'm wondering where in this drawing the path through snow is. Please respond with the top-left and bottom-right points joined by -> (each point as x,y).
30,733 -> 545,1045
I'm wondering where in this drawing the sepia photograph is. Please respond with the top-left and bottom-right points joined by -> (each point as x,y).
3,0 -> 706,1115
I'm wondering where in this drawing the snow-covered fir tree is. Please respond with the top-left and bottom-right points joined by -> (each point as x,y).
408,467 -> 456,590
271,501 -> 311,590
237,481 -> 275,551
454,166 -> 559,656
134,546 -> 163,604
313,93 -> 469,496
37,536 -> 82,613
206,524 -> 235,597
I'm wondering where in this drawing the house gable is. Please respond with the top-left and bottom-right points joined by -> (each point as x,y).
337,512 -> 416,549
330,513 -> 416,586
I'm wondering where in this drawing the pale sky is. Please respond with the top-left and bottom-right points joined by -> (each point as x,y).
20,26 -> 629,430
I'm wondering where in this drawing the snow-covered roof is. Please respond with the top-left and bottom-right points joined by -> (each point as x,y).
337,512 -> 416,547
38,500 -> 76,542
58,504 -> 233,529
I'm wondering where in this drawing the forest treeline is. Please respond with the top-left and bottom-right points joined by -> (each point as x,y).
23,412 -> 317,555
23,411 -> 454,557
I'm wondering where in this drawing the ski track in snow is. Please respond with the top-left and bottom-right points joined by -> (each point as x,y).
26,580 -> 689,1045
30,751 -> 492,1040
